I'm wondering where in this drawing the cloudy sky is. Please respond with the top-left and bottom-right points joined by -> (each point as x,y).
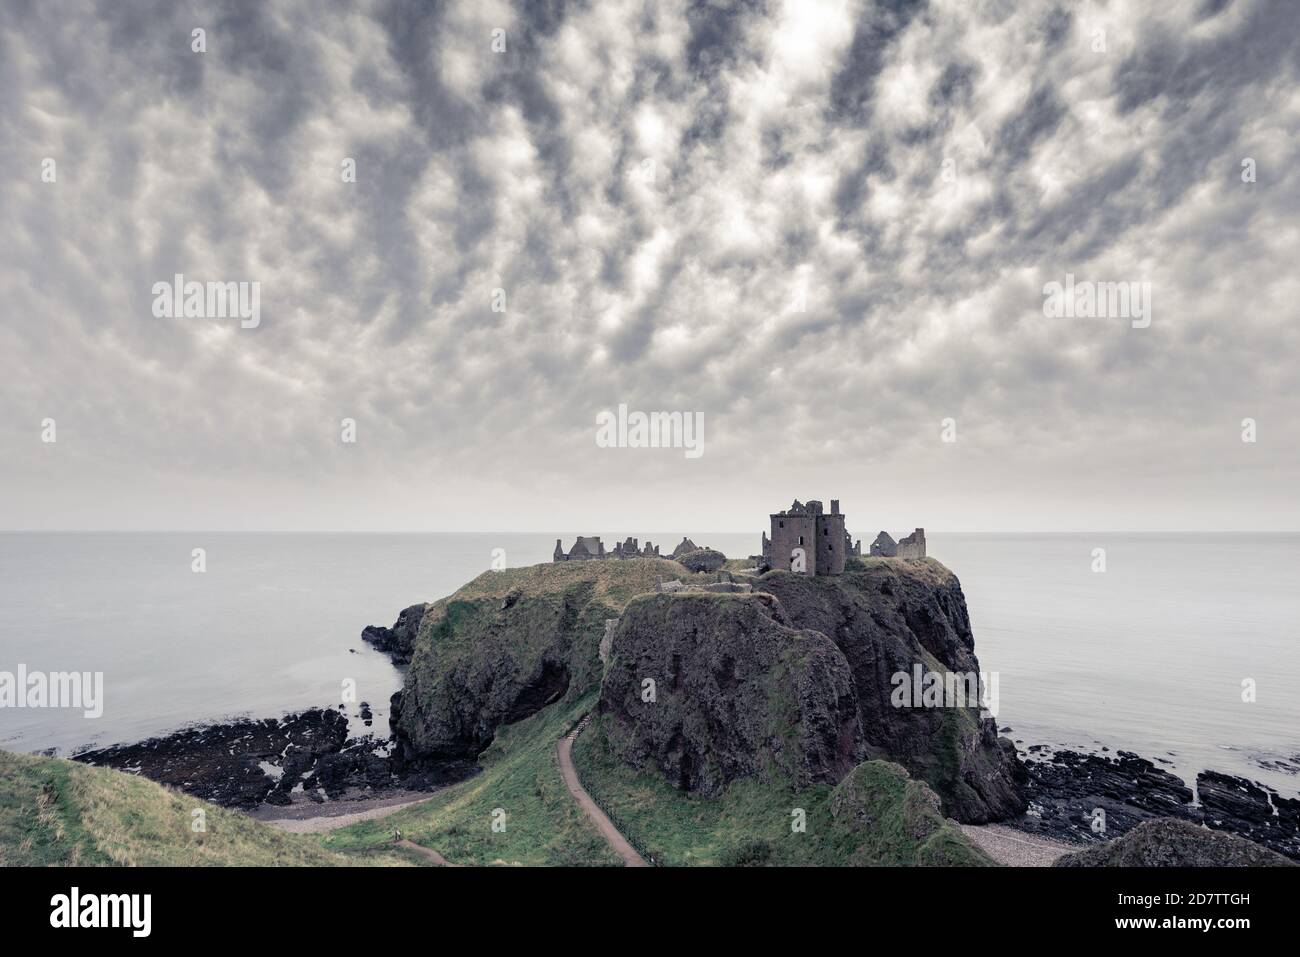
1,0 -> 1297,533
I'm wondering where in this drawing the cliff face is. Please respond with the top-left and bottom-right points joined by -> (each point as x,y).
390,559 -> 683,759
598,592 -> 864,794
361,603 -> 427,665
754,559 -> 1026,823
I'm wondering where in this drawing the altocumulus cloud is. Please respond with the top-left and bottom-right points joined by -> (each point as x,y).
0,0 -> 1297,532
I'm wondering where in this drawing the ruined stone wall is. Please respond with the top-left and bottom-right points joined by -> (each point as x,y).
769,512 -> 818,574
816,512 -> 847,575
896,528 -> 927,559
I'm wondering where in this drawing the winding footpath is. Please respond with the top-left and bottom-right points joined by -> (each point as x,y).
395,838 -> 458,867
556,718 -> 649,867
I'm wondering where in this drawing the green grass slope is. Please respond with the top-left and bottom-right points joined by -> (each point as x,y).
0,749 -> 413,867
323,692 -> 621,866
570,714 -> 992,866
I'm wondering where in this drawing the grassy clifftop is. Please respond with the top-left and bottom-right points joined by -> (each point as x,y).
0,750 -> 413,867
435,557 -> 688,607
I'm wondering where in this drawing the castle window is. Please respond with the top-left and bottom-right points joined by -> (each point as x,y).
779,521 -> 784,528
798,535 -> 804,546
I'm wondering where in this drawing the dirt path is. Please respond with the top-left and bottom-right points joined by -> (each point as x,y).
257,792 -> 440,834
259,793 -> 460,865
556,723 -> 649,867
959,823 -> 1077,866
395,838 -> 458,867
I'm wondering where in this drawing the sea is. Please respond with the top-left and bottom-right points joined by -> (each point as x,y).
1,532 -> 1296,797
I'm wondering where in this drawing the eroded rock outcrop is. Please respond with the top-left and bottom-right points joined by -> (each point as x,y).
1198,770 -> 1300,860
752,558 -> 1026,823
361,602 -> 427,665
1013,750 -> 1300,861
675,547 -> 727,573
1055,817 -> 1295,867
75,710 -> 351,809
72,709 -> 478,809
391,559 -> 685,759
598,592 -> 864,794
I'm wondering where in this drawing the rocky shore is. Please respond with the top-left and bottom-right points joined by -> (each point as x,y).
73,708 -> 477,811
1009,745 -> 1300,861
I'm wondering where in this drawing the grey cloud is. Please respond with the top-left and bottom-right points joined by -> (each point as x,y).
1,0 -> 1298,533
828,0 -> 927,125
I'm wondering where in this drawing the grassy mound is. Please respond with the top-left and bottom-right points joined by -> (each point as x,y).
0,750 -> 412,867
570,714 -> 991,866
1055,817 -> 1295,867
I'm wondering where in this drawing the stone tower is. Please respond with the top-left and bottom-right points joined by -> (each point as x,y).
768,499 -> 847,576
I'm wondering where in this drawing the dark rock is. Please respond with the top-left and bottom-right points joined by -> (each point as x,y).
1197,770 -> 1300,860
1055,817 -> 1295,867
753,559 -> 1026,823
1014,748 -> 1198,847
73,709 -> 350,810
1198,770 -> 1271,823
1009,749 -> 1300,861
72,707 -> 478,811
361,602 -> 428,665
599,592 -> 864,794
675,548 -> 727,573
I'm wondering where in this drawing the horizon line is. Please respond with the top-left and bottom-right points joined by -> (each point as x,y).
3,529 -> 1299,536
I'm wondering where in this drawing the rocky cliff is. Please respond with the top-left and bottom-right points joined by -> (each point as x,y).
361,602 -> 427,665
390,559 -> 684,759
390,554 -> 1025,825
752,558 -> 1026,822
598,592 -> 864,794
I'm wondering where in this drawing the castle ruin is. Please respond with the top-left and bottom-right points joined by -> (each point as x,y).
761,499 -> 925,575
553,536 -> 660,562
869,528 -> 927,559
763,499 -> 850,576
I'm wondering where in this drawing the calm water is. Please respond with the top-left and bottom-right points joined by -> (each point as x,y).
1,532 -> 1296,796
